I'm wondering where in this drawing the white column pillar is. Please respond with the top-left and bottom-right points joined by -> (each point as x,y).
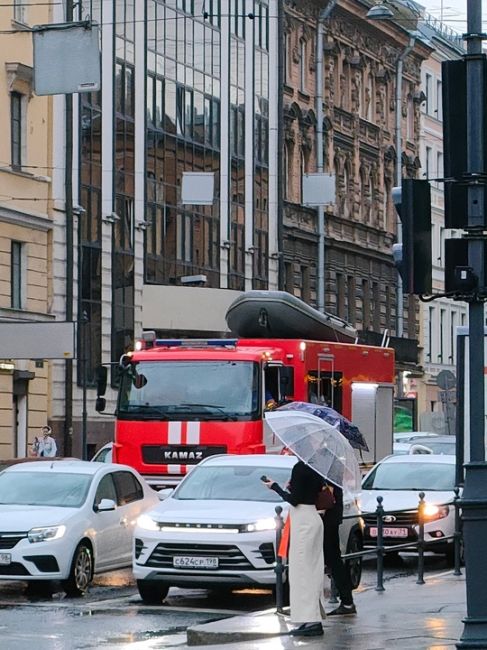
133,0 -> 146,336
244,0 -> 255,291
219,1 -> 231,288
268,0 -> 279,289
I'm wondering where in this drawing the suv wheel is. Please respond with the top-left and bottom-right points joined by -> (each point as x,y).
345,531 -> 363,590
137,580 -> 169,604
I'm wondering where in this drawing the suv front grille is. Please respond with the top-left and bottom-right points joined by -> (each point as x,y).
146,543 -> 254,570
363,511 -> 418,527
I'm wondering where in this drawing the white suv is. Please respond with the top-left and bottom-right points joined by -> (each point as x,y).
133,454 -> 363,604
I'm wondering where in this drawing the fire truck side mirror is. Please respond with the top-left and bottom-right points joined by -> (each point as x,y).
95,366 -> 108,396
95,397 -> 106,413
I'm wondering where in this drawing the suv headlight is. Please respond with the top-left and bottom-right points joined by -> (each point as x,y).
28,525 -> 66,543
137,514 -> 160,531
243,518 -> 277,533
422,504 -> 450,521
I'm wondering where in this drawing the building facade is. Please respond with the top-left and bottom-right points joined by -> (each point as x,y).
280,0 -> 431,372
0,1 -> 54,458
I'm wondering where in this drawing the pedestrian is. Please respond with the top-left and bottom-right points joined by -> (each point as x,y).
31,436 -> 41,457
321,482 -> 357,615
263,460 -> 326,637
39,425 -> 57,457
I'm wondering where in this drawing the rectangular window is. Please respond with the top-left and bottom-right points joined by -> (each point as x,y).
425,73 -> 432,115
337,274 -> 345,319
13,0 -> 26,23
450,311 -> 457,363
425,146 -> 432,181
11,92 -> 22,169
11,241 -> 23,309
439,309 -> 446,363
428,306 -> 434,361
436,80 -> 442,120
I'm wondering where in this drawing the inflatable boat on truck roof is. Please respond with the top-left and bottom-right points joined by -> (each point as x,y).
95,291 -> 395,488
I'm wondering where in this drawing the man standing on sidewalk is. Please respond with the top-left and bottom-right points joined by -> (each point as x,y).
321,484 -> 356,615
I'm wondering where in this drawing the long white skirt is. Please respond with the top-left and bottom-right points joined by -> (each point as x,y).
288,504 -> 326,624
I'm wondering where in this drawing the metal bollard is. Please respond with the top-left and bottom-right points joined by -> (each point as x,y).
453,487 -> 462,576
375,496 -> 385,592
274,505 -> 284,613
416,492 -> 425,585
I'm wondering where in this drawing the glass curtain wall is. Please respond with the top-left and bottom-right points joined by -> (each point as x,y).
112,0 -> 135,371
253,0 -> 269,289
78,0 -> 102,385
145,0 -> 221,286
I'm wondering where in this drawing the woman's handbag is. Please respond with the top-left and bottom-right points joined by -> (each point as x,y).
315,485 -> 336,511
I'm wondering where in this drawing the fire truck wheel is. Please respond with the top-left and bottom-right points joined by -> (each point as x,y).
137,580 -> 169,604
345,531 -> 363,590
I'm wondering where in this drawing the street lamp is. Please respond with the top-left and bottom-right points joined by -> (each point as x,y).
366,2 -> 394,20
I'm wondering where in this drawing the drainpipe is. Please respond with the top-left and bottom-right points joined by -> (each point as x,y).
394,34 -> 416,338
316,1 -> 336,312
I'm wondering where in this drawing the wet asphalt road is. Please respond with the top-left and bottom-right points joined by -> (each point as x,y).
0,554 -> 451,650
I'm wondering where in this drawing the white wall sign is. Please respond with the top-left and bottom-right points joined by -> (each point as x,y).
181,172 -> 215,205
302,173 -> 336,207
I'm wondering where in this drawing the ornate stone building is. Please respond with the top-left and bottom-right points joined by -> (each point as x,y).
281,0 -> 432,363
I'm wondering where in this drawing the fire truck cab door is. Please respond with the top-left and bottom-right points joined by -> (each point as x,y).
263,363 -> 293,452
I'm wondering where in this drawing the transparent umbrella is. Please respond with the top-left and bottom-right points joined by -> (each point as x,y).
265,410 -> 362,494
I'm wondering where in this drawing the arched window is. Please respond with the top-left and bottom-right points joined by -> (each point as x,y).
283,144 -> 289,200
366,73 -> 374,122
343,165 -> 351,217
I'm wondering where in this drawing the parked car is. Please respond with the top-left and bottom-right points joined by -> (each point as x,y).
0,460 -> 159,595
360,454 -> 459,563
406,436 -> 456,455
393,431 -> 438,443
0,457 -> 77,472
133,454 -> 364,604
91,442 -> 113,463
393,442 -> 433,455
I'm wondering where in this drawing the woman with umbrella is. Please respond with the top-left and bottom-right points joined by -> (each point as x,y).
263,410 -> 362,637
262,456 -> 326,637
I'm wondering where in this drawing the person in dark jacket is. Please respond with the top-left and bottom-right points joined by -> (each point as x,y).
321,483 -> 356,615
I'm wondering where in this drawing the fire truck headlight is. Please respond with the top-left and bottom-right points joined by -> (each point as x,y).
244,518 -> 277,533
137,514 -> 160,531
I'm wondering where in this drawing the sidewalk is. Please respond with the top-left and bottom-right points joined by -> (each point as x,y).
185,570 -> 466,649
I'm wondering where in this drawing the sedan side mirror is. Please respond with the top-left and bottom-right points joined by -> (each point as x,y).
95,498 -> 116,512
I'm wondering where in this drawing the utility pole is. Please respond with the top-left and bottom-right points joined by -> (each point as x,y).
457,0 -> 487,647
63,0 -> 74,456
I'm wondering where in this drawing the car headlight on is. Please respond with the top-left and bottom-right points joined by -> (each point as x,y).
244,518 -> 277,533
422,503 -> 450,521
136,514 -> 160,531
28,525 -> 66,543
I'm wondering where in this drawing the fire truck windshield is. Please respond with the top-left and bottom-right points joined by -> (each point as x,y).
118,360 -> 260,420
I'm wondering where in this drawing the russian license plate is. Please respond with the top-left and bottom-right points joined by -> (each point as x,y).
173,556 -> 219,569
0,553 -> 11,565
369,527 -> 409,538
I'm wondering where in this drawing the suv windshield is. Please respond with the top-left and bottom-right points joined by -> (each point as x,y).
362,461 -> 455,491
118,361 -> 259,420
0,472 -> 93,507
174,465 -> 293,502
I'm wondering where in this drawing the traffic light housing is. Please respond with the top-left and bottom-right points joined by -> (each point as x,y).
392,179 -> 432,295
442,58 -> 487,228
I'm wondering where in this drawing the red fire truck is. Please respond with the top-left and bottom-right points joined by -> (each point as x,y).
96,334 -> 395,488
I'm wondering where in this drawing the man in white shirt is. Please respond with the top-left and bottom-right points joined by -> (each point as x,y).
40,426 -> 57,457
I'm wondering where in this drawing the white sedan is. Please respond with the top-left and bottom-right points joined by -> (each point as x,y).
133,454 -> 363,604
360,454 -> 459,563
0,460 -> 159,595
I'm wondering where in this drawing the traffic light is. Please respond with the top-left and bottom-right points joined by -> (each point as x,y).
442,58 -> 487,228
392,179 -> 432,295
